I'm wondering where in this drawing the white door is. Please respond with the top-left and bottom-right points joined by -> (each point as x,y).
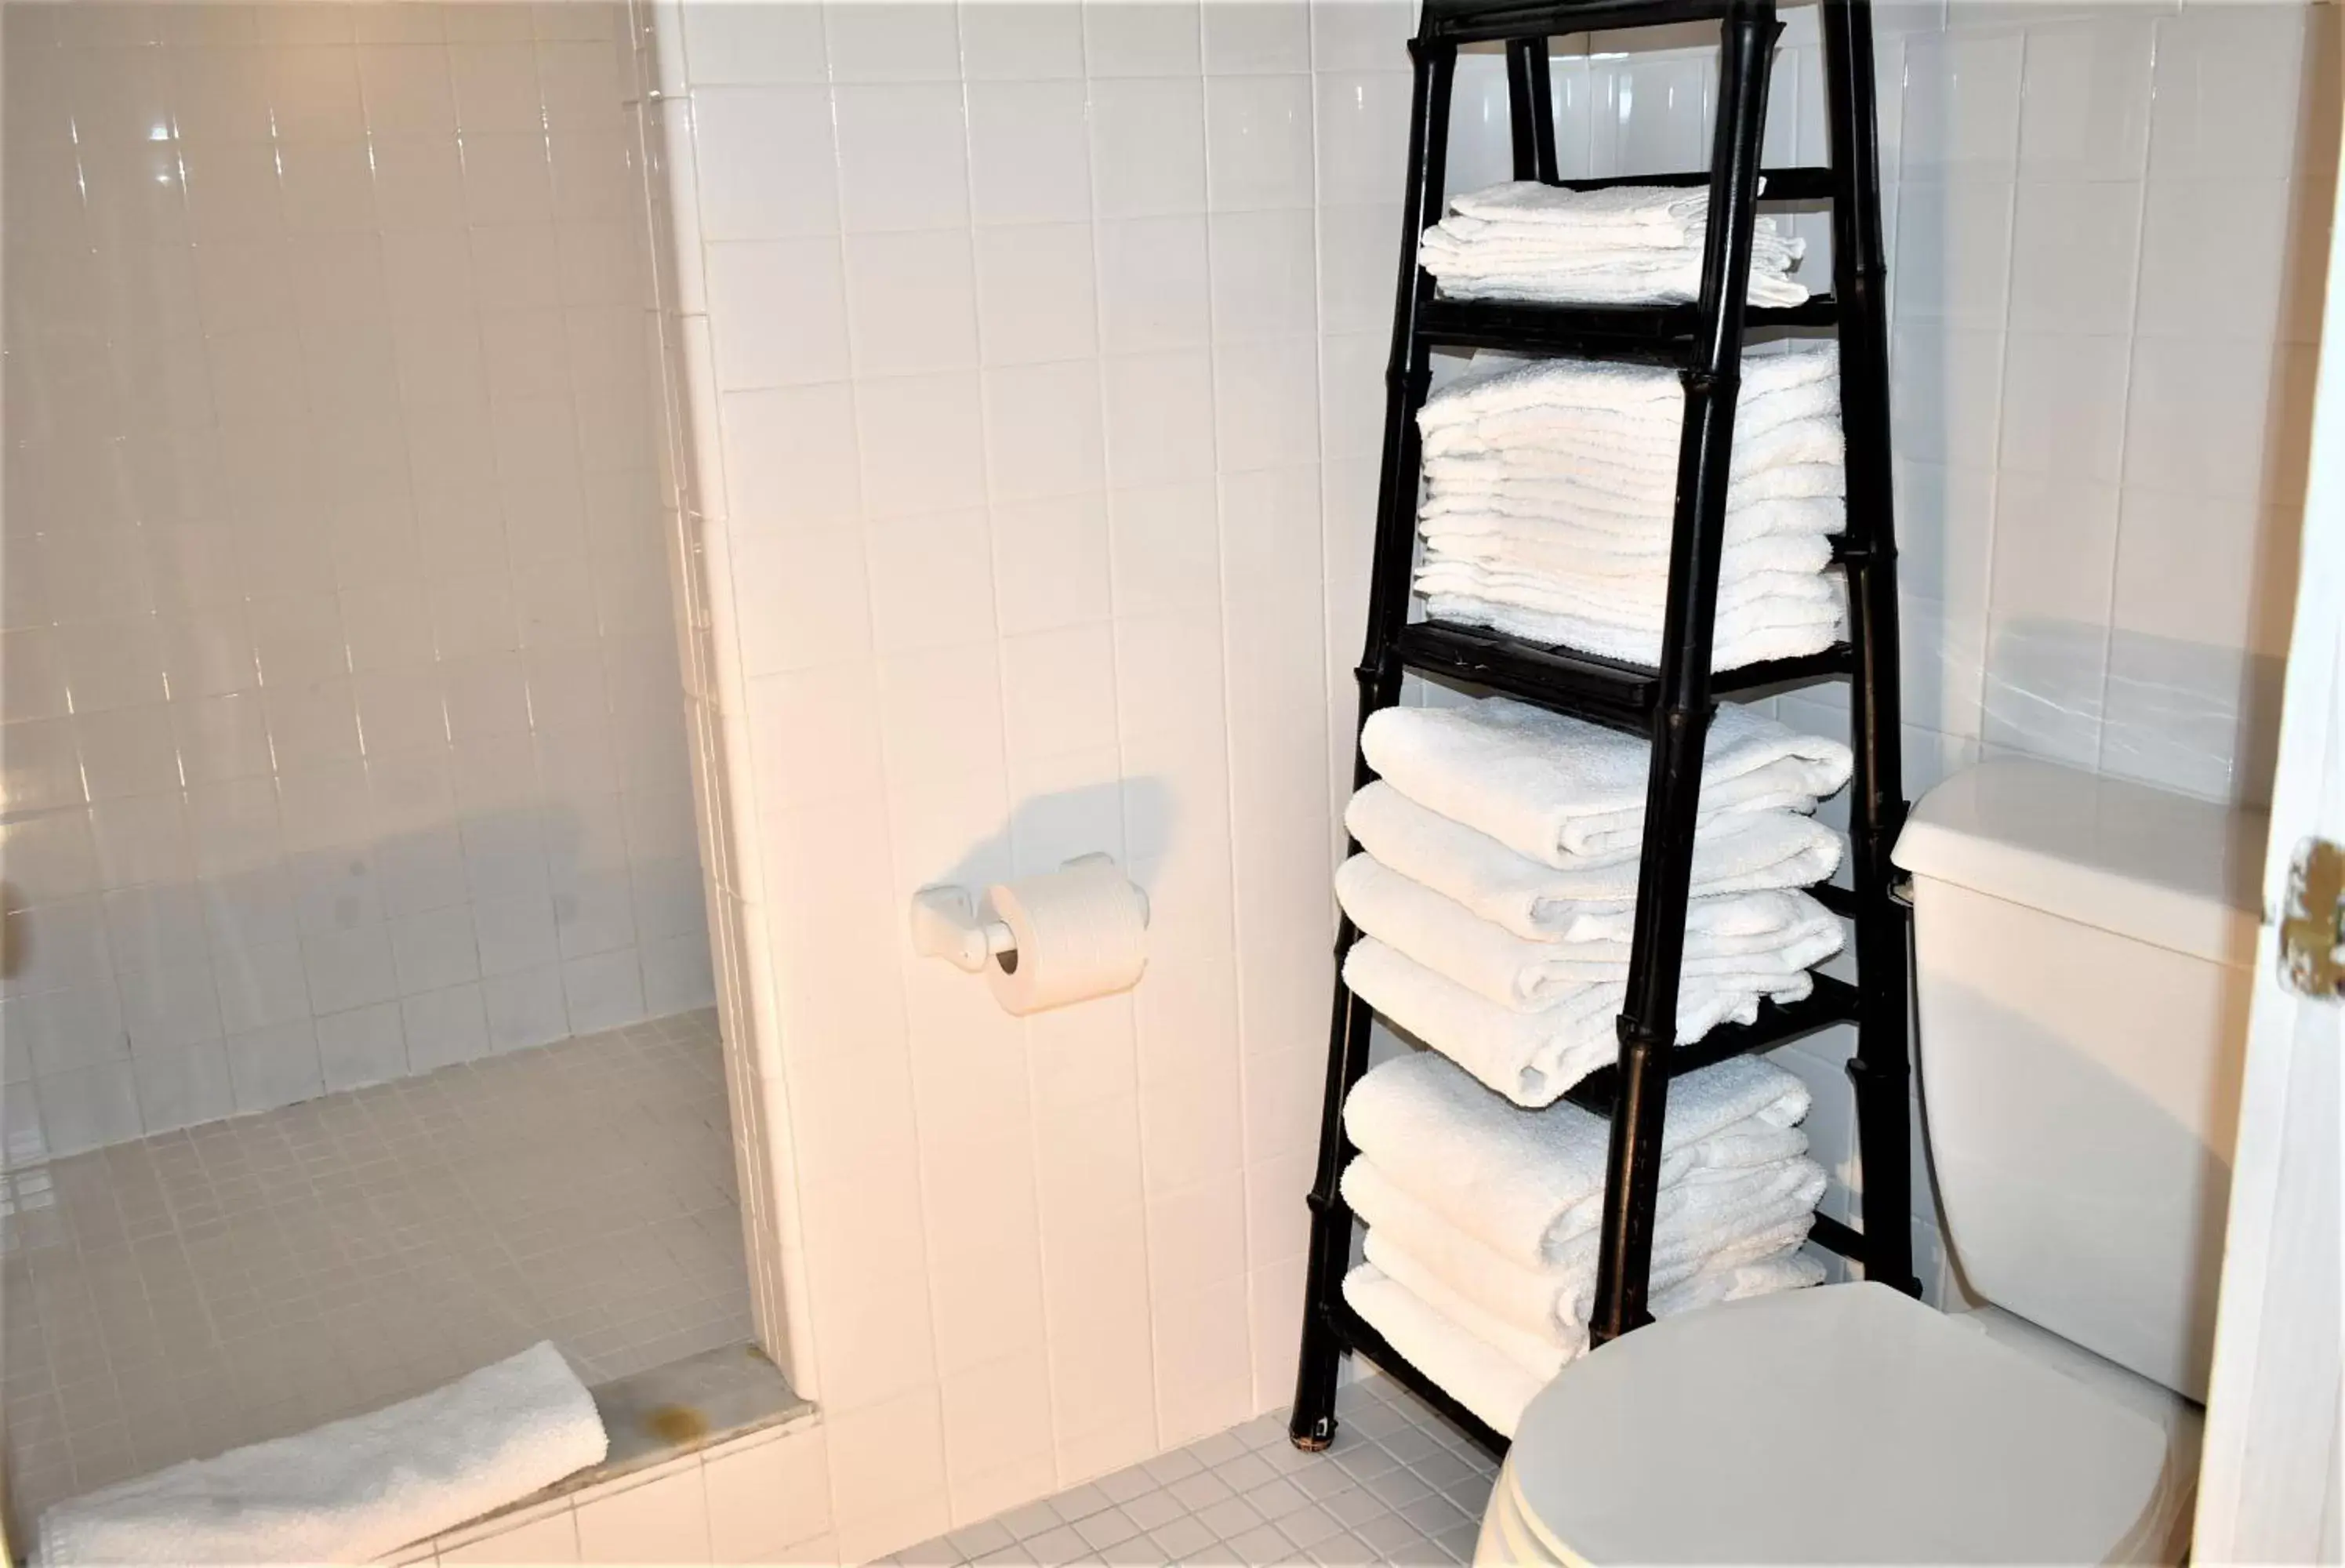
2190,160 -> 2345,1564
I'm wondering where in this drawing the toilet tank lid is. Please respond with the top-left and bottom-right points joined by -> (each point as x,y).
1892,758 -> 2267,965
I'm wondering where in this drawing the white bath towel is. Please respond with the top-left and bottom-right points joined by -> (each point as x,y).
1343,1263 -> 1548,1438
1421,376 -> 1846,463
1345,782 -> 1846,938
1421,337 -> 1838,428
1349,1153 -> 1828,1344
1359,696 -> 1853,869
1414,561 -> 1841,631
1423,260 -> 1813,309
1420,524 -> 1837,583
1424,454 -> 1849,513
1345,935 -> 1810,1105
34,1341 -> 608,1567
1342,1047 -> 1811,1270
1337,854 -> 1843,1012
1422,590 -> 1845,670
1418,492 -> 1846,552
1422,413 -> 1846,481
1362,1225 -> 1828,1382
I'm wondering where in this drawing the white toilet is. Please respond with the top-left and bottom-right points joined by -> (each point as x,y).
1476,757 -> 2267,1564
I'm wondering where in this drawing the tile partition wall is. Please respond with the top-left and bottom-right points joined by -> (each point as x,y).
0,2 -> 717,1166
637,0 -> 2332,1560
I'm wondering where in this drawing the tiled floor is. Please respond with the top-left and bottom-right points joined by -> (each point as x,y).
894,1376 -> 1499,1568
0,1009 -> 752,1534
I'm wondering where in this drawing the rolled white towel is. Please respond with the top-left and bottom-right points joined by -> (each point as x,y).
1359,695 -> 1853,870
34,1342 -> 607,1568
1341,1047 -> 1811,1270
1336,853 -> 1844,1012
1422,589 -> 1845,671
1349,1153 -> 1828,1344
1345,782 -> 1846,938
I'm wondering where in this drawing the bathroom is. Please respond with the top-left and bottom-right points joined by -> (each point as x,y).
0,0 -> 2335,1562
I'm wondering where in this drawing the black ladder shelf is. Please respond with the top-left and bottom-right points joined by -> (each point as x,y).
1289,0 -> 1919,1457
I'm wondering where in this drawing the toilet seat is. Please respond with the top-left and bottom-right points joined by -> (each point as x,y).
1477,1283 -> 2187,1564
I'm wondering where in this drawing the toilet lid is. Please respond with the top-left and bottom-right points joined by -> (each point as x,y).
1506,1283 -> 2171,1563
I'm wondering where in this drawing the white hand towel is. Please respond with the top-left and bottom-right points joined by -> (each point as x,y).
1347,1153 -> 1827,1344
1341,1047 -> 1811,1270
1359,696 -> 1853,869
1345,782 -> 1846,938
1336,854 -> 1843,1012
1342,1264 -> 1548,1439
34,1341 -> 608,1568
1345,934 -> 1810,1105
1423,590 -> 1845,671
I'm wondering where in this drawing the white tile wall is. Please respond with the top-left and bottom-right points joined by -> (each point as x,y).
1,1 -> 715,1167
644,0 -> 2330,1559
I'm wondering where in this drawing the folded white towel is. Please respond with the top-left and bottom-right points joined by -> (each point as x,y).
1345,782 -> 1845,938
1346,934 -> 1811,1105
1425,453 -> 1849,511
1423,590 -> 1845,671
1423,414 -> 1846,482
1343,1047 -> 1811,1269
1425,338 -> 1838,425
1418,492 -> 1846,551
1337,854 -> 1843,1012
1360,696 -> 1853,870
34,1342 -> 608,1567
1343,1240 -> 1825,1436
1447,180 -> 1715,230
1424,263 -> 1813,310
1414,561 -> 1841,631
1345,1263 -> 1548,1438
1349,1153 -> 1827,1345
1421,528 -> 1836,586
1421,376 -> 1846,465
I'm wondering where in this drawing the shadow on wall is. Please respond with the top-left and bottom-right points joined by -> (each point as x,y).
0,800 -> 666,1167
927,778 -> 1178,895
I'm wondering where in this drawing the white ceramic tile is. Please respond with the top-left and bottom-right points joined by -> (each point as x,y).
844,228 -> 982,376
960,2 -> 1086,82
992,494 -> 1116,637
982,360 -> 1108,503
2016,16 -> 2154,183
1204,74 -> 1313,213
833,82 -> 972,234
1098,215 -> 1212,355
1091,78 -> 1207,221
1084,1 -> 1202,77
691,86 -> 840,241
855,370 -> 989,519
826,1 -> 965,84
681,0 -> 829,86
966,80 -> 1092,228
972,223 -> 1100,366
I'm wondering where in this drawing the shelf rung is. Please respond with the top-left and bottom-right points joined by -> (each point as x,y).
1555,167 -> 1838,202
1397,622 -> 1854,731
1415,294 -> 1839,364
1563,973 -> 1862,1116
1422,0 -> 1731,43
1809,1212 -> 1864,1261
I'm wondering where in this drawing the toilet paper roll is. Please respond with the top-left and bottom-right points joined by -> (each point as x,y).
982,855 -> 1149,1016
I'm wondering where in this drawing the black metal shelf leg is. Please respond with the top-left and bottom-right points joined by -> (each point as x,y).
1822,0 -> 1919,1298
1505,37 -> 1561,183
1588,0 -> 1781,1348
1290,34 -> 1459,1452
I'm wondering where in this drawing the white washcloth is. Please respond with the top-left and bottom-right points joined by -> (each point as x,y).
1342,1047 -> 1811,1269
1345,935 -> 1811,1105
1337,854 -> 1843,1011
1349,1153 -> 1827,1344
1343,1263 -> 1547,1439
1359,696 -> 1853,869
1345,782 -> 1846,938
1422,590 -> 1845,670
34,1341 -> 608,1567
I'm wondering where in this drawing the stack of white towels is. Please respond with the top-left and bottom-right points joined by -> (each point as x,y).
1415,338 -> 1850,670
1340,691 -> 1852,1109
1341,1049 -> 1828,1438
1418,181 -> 1810,307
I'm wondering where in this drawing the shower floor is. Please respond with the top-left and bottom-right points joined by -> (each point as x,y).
0,1008 -> 752,1534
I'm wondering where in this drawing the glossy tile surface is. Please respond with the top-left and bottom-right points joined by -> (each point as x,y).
0,1007 -> 750,1536
891,1375 -> 1498,1568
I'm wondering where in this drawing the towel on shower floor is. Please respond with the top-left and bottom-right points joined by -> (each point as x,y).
1348,1152 -> 1828,1345
34,1341 -> 608,1567
1344,782 -> 1846,939
1337,853 -> 1843,1011
1342,1048 -> 1811,1270
1359,696 -> 1853,870
1419,181 -> 1812,309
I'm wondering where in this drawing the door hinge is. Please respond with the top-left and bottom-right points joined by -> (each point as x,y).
2279,837 -> 2344,1000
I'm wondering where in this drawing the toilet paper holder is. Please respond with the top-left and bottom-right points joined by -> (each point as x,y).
909,852 -> 1149,974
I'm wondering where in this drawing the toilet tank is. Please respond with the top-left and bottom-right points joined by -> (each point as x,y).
1893,758 -> 2266,1403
